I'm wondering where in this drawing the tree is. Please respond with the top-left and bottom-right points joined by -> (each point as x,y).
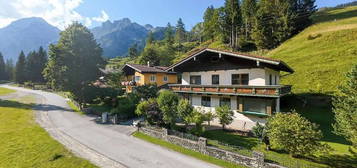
133,84 -> 159,100
223,0 -> 243,49
333,64 -> 357,148
266,112 -> 329,157
0,52 -> 6,81
43,22 -> 105,106
136,98 -> 162,125
241,0 -> 257,40
203,110 -> 216,126
177,99 -> 194,127
215,105 -> 234,129
164,23 -> 175,45
293,0 -> 317,33
188,108 -> 205,135
146,31 -> 154,45
4,59 -> 15,81
203,6 -> 216,41
25,47 -> 47,83
175,18 -> 186,44
157,90 -> 179,128
253,0 -> 297,49
138,45 -> 160,66
15,51 -> 27,84
128,43 -> 139,58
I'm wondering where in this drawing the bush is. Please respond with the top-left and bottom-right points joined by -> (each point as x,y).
157,90 -> 179,128
133,84 -> 159,100
266,112 -> 330,157
203,110 -> 216,126
136,98 -> 163,125
252,122 -> 265,139
215,105 -> 234,130
177,99 -> 193,126
111,94 -> 139,119
187,108 -> 205,136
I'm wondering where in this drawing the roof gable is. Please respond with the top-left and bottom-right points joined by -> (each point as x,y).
167,48 -> 294,73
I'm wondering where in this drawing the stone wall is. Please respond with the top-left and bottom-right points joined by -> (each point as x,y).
138,127 -> 286,168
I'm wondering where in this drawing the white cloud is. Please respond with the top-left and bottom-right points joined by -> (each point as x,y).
92,11 -> 109,22
0,0 -> 110,30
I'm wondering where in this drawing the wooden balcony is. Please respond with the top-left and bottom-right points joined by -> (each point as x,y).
168,84 -> 292,97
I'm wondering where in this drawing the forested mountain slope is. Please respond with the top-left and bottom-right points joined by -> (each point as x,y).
268,6 -> 357,94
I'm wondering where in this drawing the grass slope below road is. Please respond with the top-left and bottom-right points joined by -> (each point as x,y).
133,132 -> 246,168
268,6 -> 357,94
0,88 -> 97,168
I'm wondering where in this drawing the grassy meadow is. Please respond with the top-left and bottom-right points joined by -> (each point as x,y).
0,87 -> 97,168
268,6 -> 357,94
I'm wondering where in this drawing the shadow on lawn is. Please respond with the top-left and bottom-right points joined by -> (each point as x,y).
281,93 -> 350,145
0,99 -> 74,113
313,7 -> 357,23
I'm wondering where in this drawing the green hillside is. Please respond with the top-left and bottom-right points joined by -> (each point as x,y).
268,6 -> 357,94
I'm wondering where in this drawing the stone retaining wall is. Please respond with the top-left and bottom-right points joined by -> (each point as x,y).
138,127 -> 286,168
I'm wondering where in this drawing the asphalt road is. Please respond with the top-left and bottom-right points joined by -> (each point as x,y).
0,84 -> 219,168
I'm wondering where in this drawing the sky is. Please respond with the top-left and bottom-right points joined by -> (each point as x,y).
0,0 -> 355,30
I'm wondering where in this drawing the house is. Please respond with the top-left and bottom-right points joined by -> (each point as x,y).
166,48 -> 294,130
121,63 -> 177,92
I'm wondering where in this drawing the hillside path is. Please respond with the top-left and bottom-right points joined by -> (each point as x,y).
0,84 -> 220,168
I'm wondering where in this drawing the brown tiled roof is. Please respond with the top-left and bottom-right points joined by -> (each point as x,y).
167,48 -> 294,73
125,64 -> 175,73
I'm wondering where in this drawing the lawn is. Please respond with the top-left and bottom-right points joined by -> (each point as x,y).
0,87 -> 16,95
0,88 -> 97,168
133,132 -> 247,168
203,129 -> 357,168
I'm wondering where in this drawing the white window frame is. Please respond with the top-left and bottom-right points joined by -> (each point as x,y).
135,76 -> 141,82
150,75 -> 156,82
163,75 -> 168,82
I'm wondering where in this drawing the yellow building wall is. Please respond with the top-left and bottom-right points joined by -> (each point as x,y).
125,72 -> 177,92
142,73 -> 177,86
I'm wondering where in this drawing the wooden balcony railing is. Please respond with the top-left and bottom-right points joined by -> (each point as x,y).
168,84 -> 292,97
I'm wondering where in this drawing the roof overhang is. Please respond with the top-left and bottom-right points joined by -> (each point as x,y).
166,48 -> 294,73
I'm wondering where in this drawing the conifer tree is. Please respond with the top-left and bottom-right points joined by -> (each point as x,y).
241,0 -> 257,40
223,0 -> 243,49
203,6 -> 216,41
5,59 -> 14,81
15,51 -> 27,84
146,31 -> 154,45
164,23 -> 174,45
0,52 -> 6,80
175,18 -> 186,44
128,43 -> 138,58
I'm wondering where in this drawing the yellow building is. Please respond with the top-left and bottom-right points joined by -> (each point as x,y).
122,64 -> 177,92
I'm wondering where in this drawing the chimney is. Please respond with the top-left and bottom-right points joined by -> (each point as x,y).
147,61 -> 150,67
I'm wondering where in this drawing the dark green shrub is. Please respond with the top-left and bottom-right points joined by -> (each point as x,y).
266,112 -> 330,157
157,90 -> 179,128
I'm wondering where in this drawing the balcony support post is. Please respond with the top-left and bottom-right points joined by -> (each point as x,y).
276,97 -> 280,113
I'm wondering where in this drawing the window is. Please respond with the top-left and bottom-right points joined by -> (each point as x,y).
201,96 -> 211,107
190,75 -> 201,85
212,75 -> 219,85
274,75 -> 278,85
269,74 -> 273,85
163,76 -> 168,82
243,97 -> 268,114
135,76 -> 141,82
150,75 -> 156,82
232,74 -> 249,85
220,97 -> 231,107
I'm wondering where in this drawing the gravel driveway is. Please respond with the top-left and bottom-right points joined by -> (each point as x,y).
0,84 -> 220,168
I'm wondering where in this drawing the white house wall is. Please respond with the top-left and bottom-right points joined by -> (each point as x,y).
265,68 -> 280,85
181,68 -> 277,86
190,95 -> 266,130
